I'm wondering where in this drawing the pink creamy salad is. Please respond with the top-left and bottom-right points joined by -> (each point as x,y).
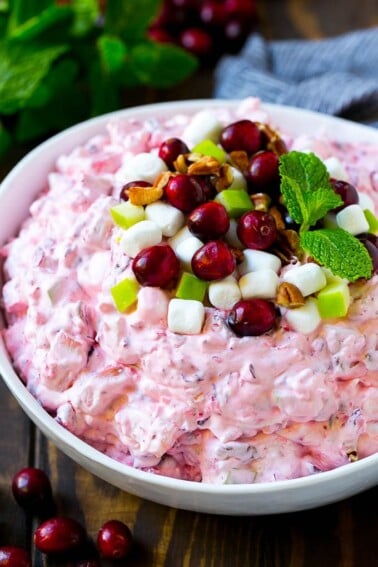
1,99 -> 378,484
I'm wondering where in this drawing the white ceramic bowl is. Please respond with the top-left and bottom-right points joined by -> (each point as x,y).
1,100 -> 377,515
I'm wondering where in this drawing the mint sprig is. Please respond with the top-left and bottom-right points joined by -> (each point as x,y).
301,228 -> 373,282
279,151 -> 373,281
279,151 -> 343,232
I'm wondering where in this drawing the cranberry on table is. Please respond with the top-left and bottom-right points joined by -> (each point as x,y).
188,201 -> 230,241
120,180 -> 151,201
237,210 -> 278,250
245,150 -> 280,195
228,299 -> 277,336
0,546 -> 31,567
97,520 -> 133,561
330,179 -> 359,210
220,119 -> 262,155
191,240 -> 235,280
132,244 -> 180,288
179,27 -> 213,56
158,137 -> 189,169
12,467 -> 54,516
165,173 -> 207,212
34,517 -> 87,555
200,1 -> 228,26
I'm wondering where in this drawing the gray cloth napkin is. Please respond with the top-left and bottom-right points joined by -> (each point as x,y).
214,28 -> 378,127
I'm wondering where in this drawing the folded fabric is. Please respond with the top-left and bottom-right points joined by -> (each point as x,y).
214,28 -> 378,127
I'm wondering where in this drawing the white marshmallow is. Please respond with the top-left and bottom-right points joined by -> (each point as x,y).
168,298 -> 205,334
358,192 -> 376,213
227,166 -> 247,190
145,201 -> 185,237
183,111 -> 222,146
121,152 -> 167,184
225,218 -> 244,249
336,204 -> 369,235
239,269 -> 279,299
239,249 -> 282,276
208,276 -> 241,310
175,236 -> 203,271
283,263 -> 326,297
323,156 -> 349,182
168,226 -> 192,252
285,298 -> 321,335
120,220 -> 162,258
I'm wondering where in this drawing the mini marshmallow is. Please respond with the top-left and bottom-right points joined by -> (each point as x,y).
183,111 -> 222,146
239,249 -> 282,276
208,276 -> 241,310
239,269 -> 279,299
285,298 -> 321,335
227,166 -> 247,191
283,263 -> 326,297
120,220 -> 162,258
336,204 -> 369,235
358,192 -> 376,213
121,152 -> 167,184
176,236 -> 203,271
145,201 -> 185,237
168,298 -> 205,334
323,156 -> 349,182
168,225 -> 192,251
225,218 -> 244,249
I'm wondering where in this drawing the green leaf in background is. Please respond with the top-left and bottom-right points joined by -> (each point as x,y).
7,0 -> 54,31
0,120 -> 11,158
97,34 -> 127,75
70,0 -> 100,37
89,58 -> 121,116
130,41 -> 198,88
0,40 -> 68,114
105,0 -> 161,43
7,5 -> 72,41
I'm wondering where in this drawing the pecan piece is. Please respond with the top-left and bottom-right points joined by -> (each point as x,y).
257,122 -> 288,155
251,192 -> 271,212
173,154 -> 188,173
276,282 -> 305,308
214,163 -> 234,192
229,150 -> 249,173
128,184 -> 163,206
187,155 -> 221,176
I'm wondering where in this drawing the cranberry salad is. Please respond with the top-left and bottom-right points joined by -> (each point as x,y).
2,99 -> 378,483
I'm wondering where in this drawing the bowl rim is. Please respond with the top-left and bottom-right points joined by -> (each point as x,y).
1,98 -> 377,505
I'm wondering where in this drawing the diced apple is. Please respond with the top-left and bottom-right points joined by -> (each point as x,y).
110,201 -> 145,229
364,209 -> 378,234
176,272 -> 208,302
215,189 -> 253,218
110,277 -> 139,312
192,139 -> 226,163
317,280 -> 350,319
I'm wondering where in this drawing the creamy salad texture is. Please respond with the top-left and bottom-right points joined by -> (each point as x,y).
1,99 -> 378,484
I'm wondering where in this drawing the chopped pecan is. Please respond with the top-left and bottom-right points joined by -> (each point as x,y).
251,192 -> 271,212
214,163 -> 234,192
230,247 -> 244,264
173,154 -> 188,173
347,450 -> 358,462
128,184 -> 163,206
229,150 -> 249,173
257,122 -> 288,155
269,205 -> 286,230
154,171 -> 174,192
187,155 -> 221,176
273,229 -> 302,263
276,282 -> 305,308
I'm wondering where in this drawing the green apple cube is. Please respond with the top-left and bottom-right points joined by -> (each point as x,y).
317,280 -> 350,319
215,189 -> 254,218
176,272 -> 208,302
192,139 -> 226,163
110,201 -> 145,229
111,278 -> 139,312
364,209 -> 378,234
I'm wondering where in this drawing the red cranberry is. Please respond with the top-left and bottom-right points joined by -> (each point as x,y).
200,1 -> 228,26
132,244 -> 180,288
330,179 -> 359,211
158,137 -> 189,169
34,517 -> 87,555
179,27 -> 213,56
361,240 -> 378,274
228,299 -> 276,336
246,150 -> 280,195
225,0 -> 256,20
120,180 -> 151,201
148,26 -> 175,44
191,240 -> 235,280
193,175 -> 215,200
0,546 -> 31,567
220,120 -> 262,155
165,174 -> 207,212
12,467 -> 54,516
188,201 -> 230,241
237,210 -> 277,250
97,520 -> 133,561
358,232 -> 378,248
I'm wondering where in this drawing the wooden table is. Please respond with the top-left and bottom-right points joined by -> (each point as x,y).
1,2 -> 377,565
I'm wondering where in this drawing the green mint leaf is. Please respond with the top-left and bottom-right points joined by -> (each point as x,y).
70,0 -> 100,37
104,0 -> 160,43
7,5 -> 72,41
7,0 -> 54,31
0,40 -> 68,114
300,228 -> 373,281
279,151 -> 342,231
97,34 -> 127,75
130,41 -> 198,88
